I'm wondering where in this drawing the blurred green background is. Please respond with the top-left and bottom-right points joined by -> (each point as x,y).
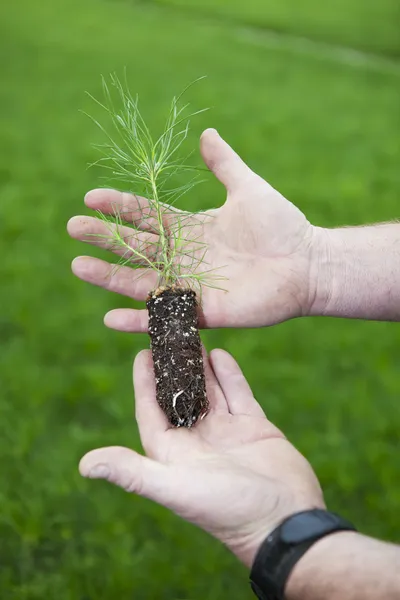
0,0 -> 399,598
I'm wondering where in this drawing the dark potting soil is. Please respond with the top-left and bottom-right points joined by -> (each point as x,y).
146,287 -> 209,427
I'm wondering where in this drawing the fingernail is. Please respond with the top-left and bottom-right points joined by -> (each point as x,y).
87,464 -> 110,479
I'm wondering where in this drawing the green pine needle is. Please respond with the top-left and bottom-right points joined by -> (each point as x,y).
85,73 -> 226,292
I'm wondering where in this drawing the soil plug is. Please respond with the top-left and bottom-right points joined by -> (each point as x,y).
147,287 -> 207,427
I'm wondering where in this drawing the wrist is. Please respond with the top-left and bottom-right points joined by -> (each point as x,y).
229,520 -> 304,570
307,227 -> 345,318
285,530 -> 360,599
308,223 -> 400,321
231,497 -> 326,569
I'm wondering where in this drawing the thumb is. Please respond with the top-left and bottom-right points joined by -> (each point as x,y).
200,128 -> 255,193
79,446 -> 173,503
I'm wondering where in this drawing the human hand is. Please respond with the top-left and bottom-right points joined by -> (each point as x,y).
68,129 -> 321,332
79,349 -> 325,567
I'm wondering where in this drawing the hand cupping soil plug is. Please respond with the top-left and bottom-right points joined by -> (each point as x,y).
85,75 -> 225,427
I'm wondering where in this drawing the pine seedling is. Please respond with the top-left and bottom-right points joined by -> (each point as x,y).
85,74 -> 223,427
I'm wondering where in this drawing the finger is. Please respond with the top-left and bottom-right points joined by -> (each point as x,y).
104,306 -> 209,332
104,308 -> 149,333
209,349 -> 265,417
71,256 -> 156,301
79,446 -> 172,502
134,350 -> 170,452
202,349 -> 228,414
85,188 -> 180,232
200,128 -> 255,193
67,215 -> 160,264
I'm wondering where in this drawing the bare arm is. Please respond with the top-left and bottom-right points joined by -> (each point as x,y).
312,223 -> 400,321
287,531 -> 400,600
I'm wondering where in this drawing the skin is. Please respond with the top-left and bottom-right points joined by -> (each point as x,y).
68,128 -> 400,329
286,531 -> 400,600
80,351 -> 400,600
67,128 -> 319,331
70,129 -> 400,597
80,349 -> 325,569
312,224 -> 400,321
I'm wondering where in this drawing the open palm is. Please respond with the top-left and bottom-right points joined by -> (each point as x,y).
68,129 -> 318,331
80,349 -> 324,567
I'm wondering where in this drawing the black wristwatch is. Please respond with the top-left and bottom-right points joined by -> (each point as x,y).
250,509 -> 357,600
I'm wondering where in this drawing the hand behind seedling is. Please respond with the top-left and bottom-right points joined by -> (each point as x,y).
80,349 -> 324,567
68,128 -> 320,331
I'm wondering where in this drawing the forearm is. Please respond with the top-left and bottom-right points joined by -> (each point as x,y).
286,531 -> 400,600
311,223 -> 400,321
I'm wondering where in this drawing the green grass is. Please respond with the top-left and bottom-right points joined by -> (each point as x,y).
157,0 -> 400,55
0,0 -> 399,597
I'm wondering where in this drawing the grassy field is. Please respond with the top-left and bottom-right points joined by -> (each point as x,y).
158,0 -> 400,55
0,0 -> 399,598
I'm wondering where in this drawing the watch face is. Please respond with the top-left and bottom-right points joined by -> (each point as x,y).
281,510 -> 341,544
